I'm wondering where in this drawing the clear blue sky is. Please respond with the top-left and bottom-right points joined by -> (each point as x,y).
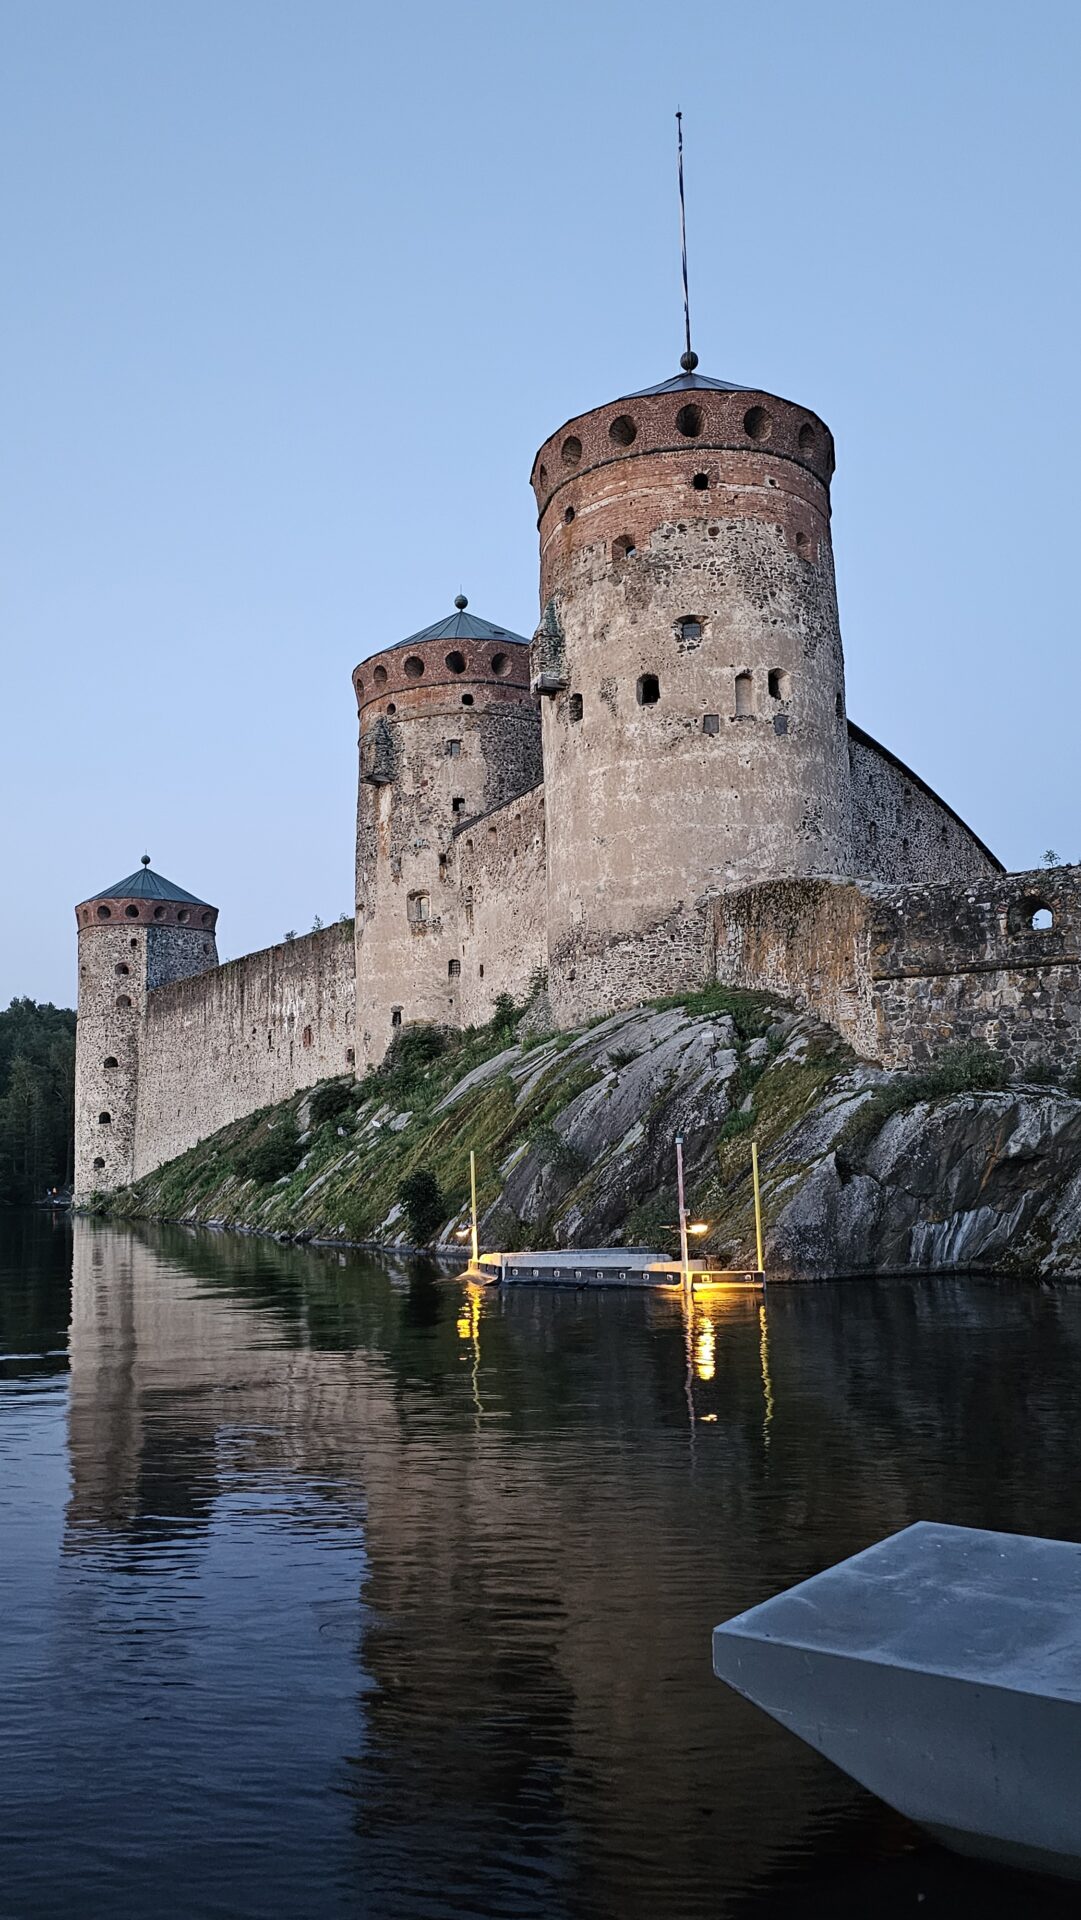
3,0 -> 1078,1006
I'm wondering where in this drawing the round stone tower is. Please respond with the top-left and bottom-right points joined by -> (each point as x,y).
73,858 -> 219,1198
353,599 -> 541,1066
530,365 -> 853,1024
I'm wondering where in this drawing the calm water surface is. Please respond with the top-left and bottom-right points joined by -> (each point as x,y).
3,1212 -> 1081,1918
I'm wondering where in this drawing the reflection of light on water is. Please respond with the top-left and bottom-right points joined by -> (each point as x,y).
759,1302 -> 773,1451
694,1317 -> 716,1383
458,1281 -> 484,1421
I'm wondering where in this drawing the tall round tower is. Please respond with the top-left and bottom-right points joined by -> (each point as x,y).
353,599 -> 541,1066
529,366 -> 853,1024
73,858 -> 219,1198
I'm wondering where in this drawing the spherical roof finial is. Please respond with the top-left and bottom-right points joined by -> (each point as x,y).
454,593 -> 468,611
140,853 -> 151,867
680,349 -> 699,373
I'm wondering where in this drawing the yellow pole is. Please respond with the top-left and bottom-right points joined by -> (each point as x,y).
751,1139 -> 765,1276
469,1149 -> 479,1268
676,1134 -> 691,1291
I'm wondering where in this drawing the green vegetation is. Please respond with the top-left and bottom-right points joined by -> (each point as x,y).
0,999 -> 76,1204
838,1043 -> 1009,1164
398,1167 -> 444,1243
232,1117 -> 301,1185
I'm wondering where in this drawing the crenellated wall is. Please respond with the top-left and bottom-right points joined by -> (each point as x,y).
715,868 -> 1081,1078
134,924 -> 356,1176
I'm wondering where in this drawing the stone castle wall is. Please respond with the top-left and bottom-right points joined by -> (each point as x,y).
133,924 -> 356,1177
848,724 -> 1002,886
716,868 -> 1081,1078
455,785 -> 547,1023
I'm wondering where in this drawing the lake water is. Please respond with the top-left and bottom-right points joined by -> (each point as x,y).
3,1212 -> 1081,1918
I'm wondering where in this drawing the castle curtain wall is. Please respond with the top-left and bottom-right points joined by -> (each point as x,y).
847,725 -> 1002,887
454,786 -> 547,1026
133,924 -> 356,1177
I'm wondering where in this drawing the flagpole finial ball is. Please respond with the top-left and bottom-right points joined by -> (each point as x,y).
680,350 -> 699,373
141,853 -> 151,867
454,594 -> 468,611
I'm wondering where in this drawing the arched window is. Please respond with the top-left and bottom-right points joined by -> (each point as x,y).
735,672 -> 754,717
103,1056 -> 118,1069
637,674 -> 660,706
98,1111 -> 111,1126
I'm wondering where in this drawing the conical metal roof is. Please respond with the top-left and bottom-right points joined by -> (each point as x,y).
91,864 -> 211,906
625,370 -> 750,396
382,606 -> 529,654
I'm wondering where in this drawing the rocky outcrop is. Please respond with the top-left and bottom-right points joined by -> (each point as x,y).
99,991 -> 1081,1279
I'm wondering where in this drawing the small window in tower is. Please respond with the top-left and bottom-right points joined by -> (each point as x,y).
302,1024 -> 313,1048
561,435 -> 582,468
836,692 -> 844,718
446,739 -> 462,756
445,650 -> 466,674
702,713 -> 720,735
735,672 -> 755,717
438,854 -> 448,876
637,674 -> 660,706
479,964 -> 485,979
93,1156 -> 105,1170
407,892 -> 430,923
461,693 -> 474,707
448,959 -> 461,977
99,1111 -> 112,1126
346,1047 -> 355,1065
569,693 -> 583,722
452,796 -> 465,815
103,1056 -> 118,1069
391,1007 -> 403,1028
612,534 -> 636,561
373,664 -> 387,687
768,669 -> 791,700
115,963 -> 129,977
115,994 -> 132,1010
677,616 -> 702,643
387,701 -> 397,714
129,938 -> 137,949
796,530 -> 812,558
692,472 -> 709,491
564,506 -> 575,524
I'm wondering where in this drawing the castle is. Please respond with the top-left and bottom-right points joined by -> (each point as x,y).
74,354 -> 1080,1201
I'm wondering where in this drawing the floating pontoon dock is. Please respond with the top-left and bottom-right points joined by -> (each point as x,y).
474,1249 -> 762,1289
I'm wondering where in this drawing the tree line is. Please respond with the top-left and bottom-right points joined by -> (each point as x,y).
0,999 -> 76,1204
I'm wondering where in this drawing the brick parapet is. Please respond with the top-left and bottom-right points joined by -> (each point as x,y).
76,896 -> 219,933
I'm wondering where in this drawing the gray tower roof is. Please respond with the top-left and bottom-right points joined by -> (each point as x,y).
626,370 -> 751,396
91,864 -> 212,906
385,607 -> 529,653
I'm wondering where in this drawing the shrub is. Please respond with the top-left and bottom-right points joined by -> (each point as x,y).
233,1119 -> 301,1184
309,1079 -> 356,1128
398,1167 -> 445,1244
491,991 -> 519,1034
380,1025 -> 448,1094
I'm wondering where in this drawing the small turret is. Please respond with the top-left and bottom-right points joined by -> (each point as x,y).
73,860 -> 218,1198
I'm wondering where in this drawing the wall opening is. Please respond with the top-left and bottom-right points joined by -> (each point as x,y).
461,693 -> 474,707
675,404 -> 703,438
768,668 -> 791,700
561,436 -> 582,468
564,506 -> 575,524
796,530 -> 812,558
448,959 -> 461,977
452,796 -> 465,815
735,672 -> 755,717
115,963 -> 129,976
96,905 -> 111,920
302,1025 -> 313,1048
387,701 -> 397,714
346,1047 -> 355,1065
637,674 -> 660,706
373,664 -> 387,687
446,739 -> 461,756
403,655 -> 424,679
744,405 -> 772,441
676,616 -> 702,643
125,904 -> 139,918
702,713 -> 720,735
491,652 -> 510,676
612,534 -> 636,561
103,1056 -> 118,1069
177,910 -> 190,924
569,693 -> 583,722
93,1157 -> 105,1170
391,1008 -> 403,1028
798,422 -> 816,451
445,651 -> 466,674
98,1112 -> 111,1126
407,892 -> 430,923
479,964 -> 484,979
609,414 -> 637,446
692,472 -> 709,490
115,994 -> 132,1010
153,905 -> 166,921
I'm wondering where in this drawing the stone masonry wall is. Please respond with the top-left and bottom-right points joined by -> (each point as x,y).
454,785 -> 547,1025
715,868 -> 1081,1078
134,924 -> 356,1177
848,723 -> 1001,886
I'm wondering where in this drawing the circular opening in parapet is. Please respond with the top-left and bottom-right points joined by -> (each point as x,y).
675,404 -> 703,438
403,655 -> 424,679
744,405 -> 771,442
538,463 -> 548,490
96,904 -> 111,920
103,1055 -> 118,1069
461,693 -> 474,706
798,422 -> 816,451
354,675 -> 363,697
116,994 -> 132,1009
561,436 -> 582,468
93,1156 -> 105,1170
115,963 -> 129,976
152,905 -> 166,920
177,909 -> 190,924
796,530 -> 811,558
124,904 -> 139,918
609,414 -> 637,447
564,506 -> 575,524
201,911 -> 211,926
373,664 -> 387,687
387,701 -> 397,713
445,650 -> 466,674
491,651 -> 510,676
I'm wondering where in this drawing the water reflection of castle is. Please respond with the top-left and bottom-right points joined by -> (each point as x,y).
65,1224 -> 1081,1917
